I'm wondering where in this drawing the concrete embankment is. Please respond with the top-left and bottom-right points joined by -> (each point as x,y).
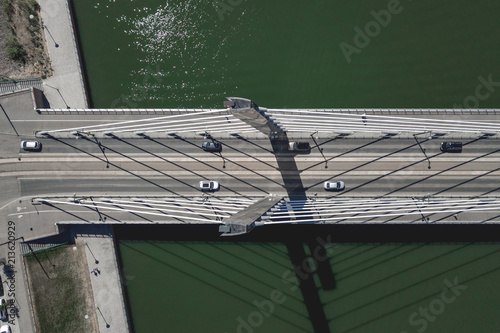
39,0 -> 88,109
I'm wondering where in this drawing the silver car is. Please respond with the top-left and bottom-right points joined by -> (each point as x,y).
20,140 -> 41,151
199,180 -> 220,192
324,181 -> 345,191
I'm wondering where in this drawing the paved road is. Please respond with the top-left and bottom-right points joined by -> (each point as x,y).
0,138 -> 498,201
10,136 -> 500,156
2,119 -> 500,333
13,172 -> 500,197
0,135 -> 498,229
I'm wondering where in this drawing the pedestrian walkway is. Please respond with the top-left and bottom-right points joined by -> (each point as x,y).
39,0 -> 88,109
79,227 -> 130,333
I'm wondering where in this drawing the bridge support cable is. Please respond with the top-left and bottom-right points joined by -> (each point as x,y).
34,99 -> 500,137
33,196 -> 258,224
37,109 -> 259,138
259,197 -> 500,225
31,195 -> 500,230
275,197 -> 498,212
266,110 -> 500,134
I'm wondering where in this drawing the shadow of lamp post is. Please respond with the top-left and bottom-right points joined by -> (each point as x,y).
97,306 -> 110,328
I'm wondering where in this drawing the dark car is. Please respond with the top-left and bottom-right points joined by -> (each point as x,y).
440,142 -> 462,152
288,142 -> 311,152
202,141 -> 222,152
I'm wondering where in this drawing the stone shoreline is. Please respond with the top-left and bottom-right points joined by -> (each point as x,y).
38,0 -> 88,109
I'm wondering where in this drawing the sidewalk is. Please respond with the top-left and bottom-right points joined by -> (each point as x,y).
39,0 -> 88,109
0,198 -> 131,333
79,227 -> 130,333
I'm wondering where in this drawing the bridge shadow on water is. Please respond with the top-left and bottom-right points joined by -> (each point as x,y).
113,222 -> 500,333
113,223 -> 500,244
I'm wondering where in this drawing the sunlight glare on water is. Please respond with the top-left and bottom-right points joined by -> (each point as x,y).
75,1 -> 500,109
107,0 -> 257,106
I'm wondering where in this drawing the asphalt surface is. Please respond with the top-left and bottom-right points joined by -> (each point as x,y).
1,138 -> 499,202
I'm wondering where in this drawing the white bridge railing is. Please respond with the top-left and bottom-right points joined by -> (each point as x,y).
36,107 -> 500,137
261,197 -> 500,224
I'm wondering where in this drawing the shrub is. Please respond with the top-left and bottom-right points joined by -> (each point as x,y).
29,0 -> 40,11
2,0 -> 14,16
7,45 -> 27,63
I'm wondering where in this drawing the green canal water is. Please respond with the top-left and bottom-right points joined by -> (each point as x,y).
72,0 -> 500,109
115,225 -> 500,333
70,0 -> 500,331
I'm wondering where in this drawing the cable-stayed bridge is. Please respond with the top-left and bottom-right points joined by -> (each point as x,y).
19,97 -> 500,235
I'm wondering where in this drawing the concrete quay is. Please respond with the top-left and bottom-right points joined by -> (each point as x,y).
0,0 -> 130,332
77,225 -> 130,333
39,0 -> 88,109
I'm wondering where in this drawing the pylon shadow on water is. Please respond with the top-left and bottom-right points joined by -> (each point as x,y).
270,133 -> 332,332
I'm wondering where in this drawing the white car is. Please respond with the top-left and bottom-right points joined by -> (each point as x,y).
199,180 -> 220,192
0,299 -> 6,320
0,324 -> 11,333
20,140 -> 41,151
324,181 -> 345,191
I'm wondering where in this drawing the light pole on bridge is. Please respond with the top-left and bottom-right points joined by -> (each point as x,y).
412,132 -> 433,169
310,131 -> 328,169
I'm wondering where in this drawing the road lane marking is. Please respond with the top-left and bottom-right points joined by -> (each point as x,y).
4,156 -> 500,164
9,170 -> 500,178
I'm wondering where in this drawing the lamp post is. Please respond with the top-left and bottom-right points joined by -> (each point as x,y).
44,83 -> 68,108
310,131 -> 328,168
43,24 -> 59,48
412,132 -> 431,169
90,134 -> 110,168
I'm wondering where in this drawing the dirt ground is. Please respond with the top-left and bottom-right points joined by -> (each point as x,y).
0,0 -> 52,80
24,245 -> 98,333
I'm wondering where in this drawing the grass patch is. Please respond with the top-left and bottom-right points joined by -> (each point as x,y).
6,34 -> 26,63
0,0 -> 53,77
1,0 -> 14,17
24,245 -> 98,333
